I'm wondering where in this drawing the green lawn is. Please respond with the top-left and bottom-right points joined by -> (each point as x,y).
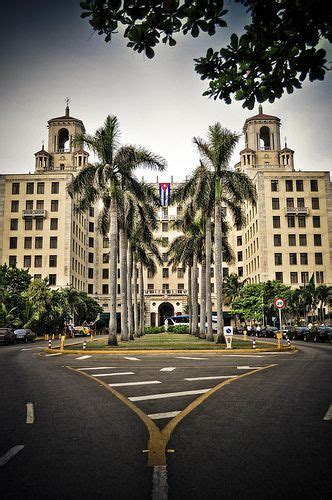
64,333 -> 278,351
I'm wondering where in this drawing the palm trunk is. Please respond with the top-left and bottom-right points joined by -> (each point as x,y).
108,194 -> 118,346
205,216 -> 213,341
215,183 -> 225,344
120,227 -> 128,341
187,265 -> 192,335
127,245 -> 134,340
192,254 -> 199,336
139,262 -> 145,336
199,257 -> 206,338
133,256 -> 139,337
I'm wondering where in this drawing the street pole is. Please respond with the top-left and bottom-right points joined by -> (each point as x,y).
279,308 -> 282,332
262,294 -> 265,328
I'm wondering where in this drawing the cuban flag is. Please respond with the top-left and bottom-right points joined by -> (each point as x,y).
159,182 -> 171,206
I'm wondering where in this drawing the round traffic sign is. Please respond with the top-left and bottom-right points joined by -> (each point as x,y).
274,297 -> 285,309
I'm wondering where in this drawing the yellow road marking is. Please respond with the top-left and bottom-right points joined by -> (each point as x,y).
67,363 -> 277,467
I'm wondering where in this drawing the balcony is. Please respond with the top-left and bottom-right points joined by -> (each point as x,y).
22,209 -> 47,218
284,207 -> 309,216
159,214 -> 176,221
144,289 -> 187,296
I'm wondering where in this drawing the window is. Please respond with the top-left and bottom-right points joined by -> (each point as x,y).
88,268 -> 95,279
37,182 -> 45,194
274,253 -> 282,265
177,268 -> 185,278
178,283 -> 185,292
147,284 -> 154,291
36,200 -> 44,210
290,272 -> 298,284
9,237 -> 17,249
103,238 -> 109,248
238,266 -> 243,277
297,198 -> 305,208
273,216 -> 280,228
272,198 -> 280,210
287,215 -> 295,228
26,182 -> 34,194
310,179 -> 318,191
50,237 -> 57,249
301,272 -> 309,284
9,256 -> 17,267
35,237 -> 43,249
223,268 -> 229,278
51,200 -> 59,212
34,274 -> 42,280
162,252 -> 168,263
299,234 -> 307,246
24,237 -> 32,249
296,180 -> 304,191
102,268 -> 109,279
313,216 -> 320,228
289,253 -> 297,265
147,269 -> 154,278
162,268 -> 169,278
271,180 -> 278,192
273,235 -> 281,247
11,200 -> 19,212
35,218 -> 44,230
49,274 -> 57,286
275,272 -> 283,283
50,218 -> 58,230
311,198 -> 319,209
12,182 -> 20,194
286,198 -> 294,208
89,222 -> 94,232
162,237 -> 169,247
89,237 -> 94,247
300,253 -> 308,265
237,251 -> 243,260
49,255 -> 57,267
237,236 -> 242,246
102,253 -> 109,263
162,222 -> 168,232
211,283 -> 215,293
25,218 -> 33,230
315,253 -> 323,265
10,219 -> 18,230
316,271 -> 324,284
298,215 -> 306,228
89,207 -> 94,217
23,255 -> 31,268
51,182 -> 59,194
285,180 -> 293,192
34,255 -> 42,267
88,284 -> 94,294
162,283 -> 169,291
26,200 -> 33,210
314,234 -> 322,246
288,234 -> 296,246
102,284 -> 109,294
88,253 -> 94,263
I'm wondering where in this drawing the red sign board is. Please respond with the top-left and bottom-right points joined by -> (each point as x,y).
274,297 -> 286,309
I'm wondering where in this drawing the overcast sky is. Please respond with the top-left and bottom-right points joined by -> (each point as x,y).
1,0 -> 331,181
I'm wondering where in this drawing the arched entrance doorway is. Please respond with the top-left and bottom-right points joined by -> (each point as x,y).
158,302 -> 174,326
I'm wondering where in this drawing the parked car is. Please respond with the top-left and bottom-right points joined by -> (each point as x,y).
321,326 -> 332,342
262,326 -> 278,338
14,329 -> 36,343
0,327 -> 16,345
288,327 -> 309,341
304,327 -> 329,343
167,315 -> 190,326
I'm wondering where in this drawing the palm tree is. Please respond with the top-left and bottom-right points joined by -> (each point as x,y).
315,285 -> 330,323
67,115 -> 166,346
223,273 -> 247,327
193,124 -> 256,343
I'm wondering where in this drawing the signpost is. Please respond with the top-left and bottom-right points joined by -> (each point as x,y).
274,297 -> 286,349
223,326 -> 233,349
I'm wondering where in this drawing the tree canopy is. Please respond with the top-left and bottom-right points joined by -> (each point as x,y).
80,0 -> 332,109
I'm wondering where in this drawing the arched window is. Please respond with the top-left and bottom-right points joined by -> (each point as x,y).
259,126 -> 271,150
58,128 -> 69,152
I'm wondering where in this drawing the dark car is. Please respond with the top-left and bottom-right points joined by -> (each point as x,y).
288,327 -> 309,341
262,326 -> 278,338
14,329 -> 36,343
304,327 -> 329,343
0,327 -> 16,345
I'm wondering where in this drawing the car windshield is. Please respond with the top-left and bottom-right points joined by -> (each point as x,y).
14,329 -> 26,333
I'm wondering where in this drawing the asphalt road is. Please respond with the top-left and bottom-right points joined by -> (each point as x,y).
0,339 -> 331,499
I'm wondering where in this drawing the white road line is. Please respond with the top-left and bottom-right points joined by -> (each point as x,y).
160,367 -> 176,372
0,445 -> 24,468
185,375 -> 238,381
152,465 -> 168,500
148,411 -> 181,420
323,404 -> 332,421
78,367 -> 117,371
237,366 -> 263,370
176,356 -> 209,360
93,372 -> 134,377
124,357 -> 141,361
129,388 -> 211,402
26,403 -> 34,424
109,380 -> 161,387
45,353 -> 63,357
21,348 -> 34,351
220,355 -> 265,358
76,355 -> 91,360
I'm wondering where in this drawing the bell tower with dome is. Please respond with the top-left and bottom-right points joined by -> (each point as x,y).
34,100 -> 89,173
236,105 -> 294,176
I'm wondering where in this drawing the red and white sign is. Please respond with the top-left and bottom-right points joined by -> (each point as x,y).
274,297 -> 286,309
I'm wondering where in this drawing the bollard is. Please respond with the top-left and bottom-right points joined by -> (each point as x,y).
243,329 -> 247,340
83,340 -> 87,350
252,338 -> 256,349
48,339 -> 52,349
60,335 -> 65,350
286,336 -> 291,347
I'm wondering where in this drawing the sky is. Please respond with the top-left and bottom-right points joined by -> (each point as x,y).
0,0 -> 331,182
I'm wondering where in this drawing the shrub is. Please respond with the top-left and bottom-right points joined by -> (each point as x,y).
168,325 -> 189,334
145,326 -> 165,334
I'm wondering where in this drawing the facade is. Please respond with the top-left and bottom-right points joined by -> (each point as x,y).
0,105 -> 331,327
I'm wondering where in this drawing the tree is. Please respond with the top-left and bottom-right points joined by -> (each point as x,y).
68,115 -> 166,345
223,273 -> 247,326
80,0 -> 332,109
316,285 -> 331,323
0,264 -> 32,323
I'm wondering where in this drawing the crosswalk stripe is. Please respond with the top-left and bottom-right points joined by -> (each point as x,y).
45,353 -> 62,357
148,411 -> 181,420
93,372 -> 134,377
237,366 -> 263,370
124,357 -> 140,361
109,380 -> 161,387
78,367 -> 117,370
76,355 -> 91,360
185,375 -> 238,381
129,388 -> 211,402
176,356 -> 208,360
160,367 -> 176,372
